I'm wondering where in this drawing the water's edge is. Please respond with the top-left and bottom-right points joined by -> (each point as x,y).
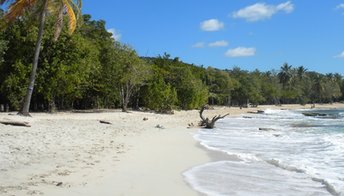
183,109 -> 344,196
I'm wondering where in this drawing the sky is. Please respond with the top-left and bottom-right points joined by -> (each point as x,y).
83,1 -> 344,74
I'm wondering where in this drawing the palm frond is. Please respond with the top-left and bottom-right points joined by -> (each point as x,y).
72,0 -> 83,28
53,3 -> 64,41
0,0 -> 11,5
47,0 -> 60,13
4,0 -> 37,22
62,0 -> 76,33
72,0 -> 81,9
67,0 -> 81,21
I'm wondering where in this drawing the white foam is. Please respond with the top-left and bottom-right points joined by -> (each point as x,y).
187,109 -> 344,195
184,161 -> 332,196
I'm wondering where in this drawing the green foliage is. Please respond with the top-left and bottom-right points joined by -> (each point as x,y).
177,73 -> 208,110
0,24 -> 8,104
230,68 -> 265,106
144,77 -> 177,112
0,39 -> 7,65
109,45 -> 151,111
36,32 -> 100,109
260,71 -> 281,104
205,67 -> 237,105
1,61 -> 30,109
278,63 -> 293,88
150,55 -> 208,110
0,12 -> 344,112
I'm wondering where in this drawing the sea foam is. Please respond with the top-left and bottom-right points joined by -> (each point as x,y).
184,109 -> 344,196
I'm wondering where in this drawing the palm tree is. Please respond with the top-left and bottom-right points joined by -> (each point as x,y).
1,0 -> 82,116
296,66 -> 307,80
278,63 -> 293,88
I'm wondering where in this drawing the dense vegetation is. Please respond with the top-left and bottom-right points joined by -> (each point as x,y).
1,12 -> 344,113
0,0 -> 82,116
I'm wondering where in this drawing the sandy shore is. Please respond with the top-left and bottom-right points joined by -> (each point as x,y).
1,103 -> 343,196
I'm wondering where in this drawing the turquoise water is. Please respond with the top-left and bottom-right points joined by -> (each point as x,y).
184,109 -> 344,196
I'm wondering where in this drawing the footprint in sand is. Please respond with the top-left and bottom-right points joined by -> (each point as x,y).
57,170 -> 71,176
27,190 -> 43,195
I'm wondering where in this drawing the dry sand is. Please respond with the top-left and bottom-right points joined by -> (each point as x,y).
1,103 -> 343,196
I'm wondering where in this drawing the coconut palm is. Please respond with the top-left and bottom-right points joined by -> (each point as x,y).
296,66 -> 307,80
1,0 -> 82,116
278,63 -> 293,88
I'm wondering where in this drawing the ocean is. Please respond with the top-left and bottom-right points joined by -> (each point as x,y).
184,109 -> 344,196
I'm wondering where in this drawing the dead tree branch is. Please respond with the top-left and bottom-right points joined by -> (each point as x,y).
199,105 -> 229,129
0,120 -> 31,127
99,120 -> 112,125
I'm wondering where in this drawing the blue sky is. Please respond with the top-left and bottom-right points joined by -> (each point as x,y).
83,1 -> 344,74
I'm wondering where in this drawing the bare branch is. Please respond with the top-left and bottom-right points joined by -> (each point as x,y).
199,105 -> 229,129
0,120 -> 31,127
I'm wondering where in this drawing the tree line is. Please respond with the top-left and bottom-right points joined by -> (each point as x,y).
1,12 -> 344,113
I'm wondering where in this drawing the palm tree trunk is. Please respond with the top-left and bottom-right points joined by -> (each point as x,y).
53,4 -> 65,42
19,0 -> 49,116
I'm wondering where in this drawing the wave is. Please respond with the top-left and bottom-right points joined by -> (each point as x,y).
302,109 -> 344,119
312,178 -> 341,196
184,160 -> 334,196
265,159 -> 305,173
196,135 -> 261,162
196,138 -> 341,195
265,159 -> 341,196
186,109 -> 344,196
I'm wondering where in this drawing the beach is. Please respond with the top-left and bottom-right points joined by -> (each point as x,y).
1,104 -> 343,196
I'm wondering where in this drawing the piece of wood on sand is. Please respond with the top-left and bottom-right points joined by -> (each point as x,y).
0,120 -> 31,127
99,120 -> 112,125
199,105 -> 229,129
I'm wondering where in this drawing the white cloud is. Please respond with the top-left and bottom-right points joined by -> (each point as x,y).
192,42 -> 206,48
232,1 -> 294,22
192,40 -> 229,48
107,28 -> 122,41
276,1 -> 294,13
200,19 -> 224,31
225,47 -> 256,57
336,3 -> 344,9
335,51 -> 344,58
209,40 -> 229,47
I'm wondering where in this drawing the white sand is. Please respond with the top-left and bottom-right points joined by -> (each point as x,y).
1,103 -> 343,196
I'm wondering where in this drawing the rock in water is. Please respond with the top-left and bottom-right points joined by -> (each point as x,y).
259,128 -> 276,131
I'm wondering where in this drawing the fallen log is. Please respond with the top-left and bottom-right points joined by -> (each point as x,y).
199,105 -> 229,129
0,120 -> 31,127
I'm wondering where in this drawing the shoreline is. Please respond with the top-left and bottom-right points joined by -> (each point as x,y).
1,103 -> 344,195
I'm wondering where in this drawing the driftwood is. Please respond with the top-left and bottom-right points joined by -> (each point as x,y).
56,182 -> 63,187
199,105 -> 229,129
99,120 -> 112,125
0,120 -> 31,127
155,124 -> 165,129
